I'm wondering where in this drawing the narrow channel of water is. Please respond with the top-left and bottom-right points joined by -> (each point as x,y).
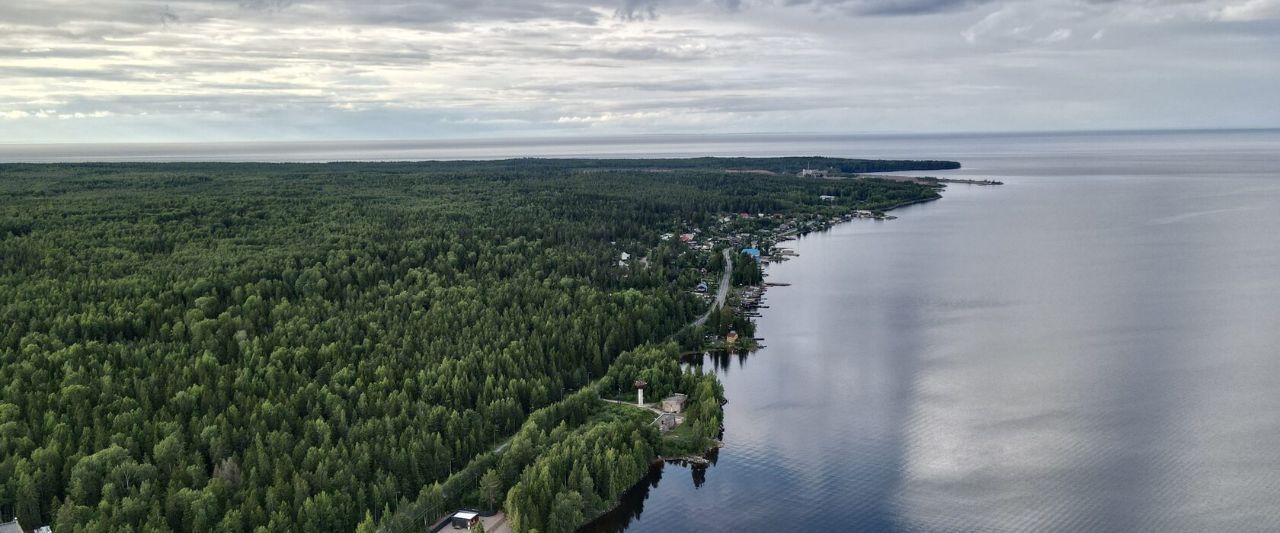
584,130 -> 1280,532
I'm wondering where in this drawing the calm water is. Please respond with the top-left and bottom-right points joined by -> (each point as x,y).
583,130 -> 1280,532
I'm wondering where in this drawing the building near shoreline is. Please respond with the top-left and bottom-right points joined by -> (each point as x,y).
653,412 -> 679,433
662,393 -> 688,413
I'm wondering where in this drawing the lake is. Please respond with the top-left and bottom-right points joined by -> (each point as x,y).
583,129 -> 1280,532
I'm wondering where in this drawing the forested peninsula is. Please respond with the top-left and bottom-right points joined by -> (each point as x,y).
0,158 -> 948,532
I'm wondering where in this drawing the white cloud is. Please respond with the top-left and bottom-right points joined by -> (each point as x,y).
556,111 -> 669,124
962,7 -> 1011,44
1212,0 -> 1280,21
1037,27 -> 1072,43
1,109 -> 115,120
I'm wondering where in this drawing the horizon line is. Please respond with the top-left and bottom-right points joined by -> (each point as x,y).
3,126 -> 1278,148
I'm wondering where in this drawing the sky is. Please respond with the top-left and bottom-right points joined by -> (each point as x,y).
1,0 -> 1278,143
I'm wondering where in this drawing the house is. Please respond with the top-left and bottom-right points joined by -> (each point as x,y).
653,412 -> 679,433
619,251 -> 631,266
35,528 -> 51,533
725,330 -> 739,344
679,233 -> 695,243
819,194 -> 836,201
661,393 -> 688,414
740,247 -> 761,261
660,232 -> 673,241
0,520 -> 24,533
450,510 -> 480,529
696,281 -> 708,293
800,168 -> 829,178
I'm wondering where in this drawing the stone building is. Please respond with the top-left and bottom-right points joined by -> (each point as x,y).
661,393 -> 688,414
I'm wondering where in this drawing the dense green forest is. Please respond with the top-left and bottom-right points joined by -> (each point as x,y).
0,159 -> 940,532
377,344 -> 723,533
446,156 -> 960,174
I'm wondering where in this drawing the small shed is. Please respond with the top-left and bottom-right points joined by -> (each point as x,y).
653,412 -> 679,433
661,393 -> 688,414
450,511 -> 480,529
0,519 -> 24,533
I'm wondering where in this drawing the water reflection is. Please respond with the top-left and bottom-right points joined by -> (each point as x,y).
686,350 -> 753,373
582,464 -> 664,532
580,455 -> 720,533
581,130 -> 1280,533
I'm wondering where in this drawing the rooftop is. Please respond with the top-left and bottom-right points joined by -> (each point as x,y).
0,519 -> 23,533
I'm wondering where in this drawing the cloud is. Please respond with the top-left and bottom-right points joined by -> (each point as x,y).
616,0 -> 662,20
1212,0 -> 1280,20
782,0 -> 993,16
160,6 -> 180,26
1038,27 -> 1073,43
0,0 -> 1277,142
238,0 -> 293,11
0,109 -> 113,120
556,110 -> 668,123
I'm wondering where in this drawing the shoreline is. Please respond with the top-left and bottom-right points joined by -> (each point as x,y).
769,195 -> 940,251
580,192 -> 943,530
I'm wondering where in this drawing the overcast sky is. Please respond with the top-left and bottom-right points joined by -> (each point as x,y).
1,0 -> 1278,143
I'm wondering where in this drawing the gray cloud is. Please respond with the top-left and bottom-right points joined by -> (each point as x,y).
238,0 -> 293,10
616,0 -> 662,20
0,0 -> 1277,141
0,66 -> 145,81
783,0 -> 994,16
